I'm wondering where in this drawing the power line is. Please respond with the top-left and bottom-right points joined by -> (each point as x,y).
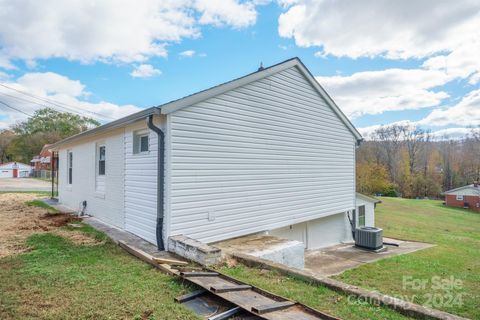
0,83 -> 114,120
0,92 -> 49,109
0,100 -> 33,117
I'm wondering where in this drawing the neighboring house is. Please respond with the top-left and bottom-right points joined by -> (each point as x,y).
31,144 -> 54,171
50,57 -> 373,251
0,162 -> 32,178
31,144 -> 56,179
442,183 -> 480,212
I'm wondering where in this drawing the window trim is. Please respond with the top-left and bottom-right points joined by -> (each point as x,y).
456,194 -> 464,201
97,144 -> 106,176
67,150 -> 73,185
358,205 -> 366,227
133,130 -> 149,155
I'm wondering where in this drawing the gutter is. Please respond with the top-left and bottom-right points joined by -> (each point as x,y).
146,115 -> 165,250
49,107 -> 161,150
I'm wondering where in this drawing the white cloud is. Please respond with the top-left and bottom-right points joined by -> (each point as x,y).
358,123 -> 475,141
316,68 -> 451,118
279,0 -> 480,86
422,39 -> 480,84
179,50 -> 196,58
430,127 -> 473,140
0,72 -> 141,128
130,64 -> 162,78
418,89 -> 480,127
356,120 -> 415,140
313,51 -> 326,58
195,0 -> 257,28
0,0 -> 261,66
279,0 -> 480,59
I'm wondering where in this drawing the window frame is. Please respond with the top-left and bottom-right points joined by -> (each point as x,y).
97,144 -> 106,176
133,131 -> 149,155
139,134 -> 149,153
67,150 -> 73,185
456,194 -> 464,201
358,205 -> 366,227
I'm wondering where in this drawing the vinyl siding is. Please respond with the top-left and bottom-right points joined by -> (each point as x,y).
57,129 -> 125,228
168,65 -> 356,243
124,119 -> 164,244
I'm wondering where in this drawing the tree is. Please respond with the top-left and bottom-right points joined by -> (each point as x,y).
0,130 -> 15,163
401,125 -> 426,176
371,124 -> 404,184
11,107 -> 100,137
356,162 -> 394,196
7,108 -> 100,163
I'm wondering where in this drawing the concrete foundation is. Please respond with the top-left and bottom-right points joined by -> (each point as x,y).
215,234 -> 305,269
168,235 -> 222,266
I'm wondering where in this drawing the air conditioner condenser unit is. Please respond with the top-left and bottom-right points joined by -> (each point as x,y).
355,227 -> 383,250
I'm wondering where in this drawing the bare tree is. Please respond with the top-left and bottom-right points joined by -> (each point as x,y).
372,124 -> 404,184
401,125 -> 426,176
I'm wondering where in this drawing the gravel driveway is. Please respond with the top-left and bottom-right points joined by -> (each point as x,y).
0,178 -> 51,192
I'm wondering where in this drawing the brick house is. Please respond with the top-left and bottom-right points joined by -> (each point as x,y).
30,144 -> 57,179
31,144 -> 54,171
442,182 -> 480,212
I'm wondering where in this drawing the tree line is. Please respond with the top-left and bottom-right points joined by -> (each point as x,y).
1,107 -> 478,200
0,108 -> 99,164
357,124 -> 480,198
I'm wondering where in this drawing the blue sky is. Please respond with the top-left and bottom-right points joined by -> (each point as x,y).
0,0 -> 479,138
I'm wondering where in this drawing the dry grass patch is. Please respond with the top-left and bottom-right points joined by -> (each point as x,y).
0,193 -> 101,257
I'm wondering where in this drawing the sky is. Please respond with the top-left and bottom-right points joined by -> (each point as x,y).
0,0 -> 479,139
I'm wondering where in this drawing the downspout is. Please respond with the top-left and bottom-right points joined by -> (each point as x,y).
146,115 -> 165,250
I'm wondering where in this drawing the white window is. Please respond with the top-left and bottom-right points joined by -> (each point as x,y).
67,151 -> 73,184
456,195 -> 464,201
133,131 -> 149,154
358,205 -> 366,227
98,145 -> 106,175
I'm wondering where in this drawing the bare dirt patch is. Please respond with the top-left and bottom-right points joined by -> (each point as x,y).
0,193 -> 102,258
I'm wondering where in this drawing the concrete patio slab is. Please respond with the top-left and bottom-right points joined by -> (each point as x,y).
304,237 -> 434,277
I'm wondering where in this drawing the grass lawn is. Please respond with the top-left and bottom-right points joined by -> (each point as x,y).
2,195 -> 476,319
0,228 -> 414,320
218,264 -> 413,320
335,197 -> 480,319
0,231 -> 200,320
25,199 -> 59,213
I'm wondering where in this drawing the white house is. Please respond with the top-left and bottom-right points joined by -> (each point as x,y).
0,162 -> 32,178
51,58 -> 376,251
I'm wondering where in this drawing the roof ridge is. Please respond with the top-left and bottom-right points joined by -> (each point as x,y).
155,57 -> 300,109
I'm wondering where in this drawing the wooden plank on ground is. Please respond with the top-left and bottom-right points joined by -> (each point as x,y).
210,284 -> 252,293
118,241 -> 179,275
251,301 -> 296,314
181,271 -> 219,277
152,257 -> 188,266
